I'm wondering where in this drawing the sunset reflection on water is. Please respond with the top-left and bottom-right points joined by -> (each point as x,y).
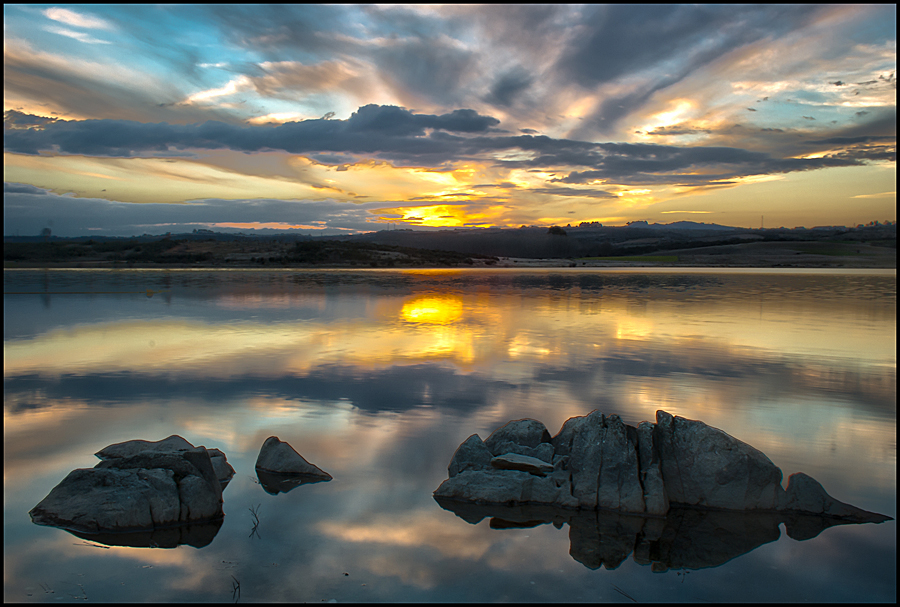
3,269 -> 896,602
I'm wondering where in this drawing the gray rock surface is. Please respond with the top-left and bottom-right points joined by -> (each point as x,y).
255,436 -> 332,479
435,409 -> 892,525
447,434 -> 493,478
434,468 -> 575,507
29,447 -> 225,533
95,435 -> 234,487
655,410 -> 784,511
491,453 -> 554,476
596,414 -> 645,513
484,419 -> 552,455
778,472 -> 892,522
95,435 -> 194,460
30,437 -> 235,535
636,421 -> 669,516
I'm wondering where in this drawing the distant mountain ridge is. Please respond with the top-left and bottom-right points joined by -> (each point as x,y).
626,220 -> 737,231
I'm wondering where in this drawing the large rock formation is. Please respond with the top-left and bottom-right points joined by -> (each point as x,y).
434,410 -> 891,524
30,436 -> 232,537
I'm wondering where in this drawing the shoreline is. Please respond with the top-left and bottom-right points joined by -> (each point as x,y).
4,257 -> 896,271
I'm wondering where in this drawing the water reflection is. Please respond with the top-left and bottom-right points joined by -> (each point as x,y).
4,269 -> 895,602
256,471 -> 331,495
64,520 -> 223,549
435,499 -> 877,572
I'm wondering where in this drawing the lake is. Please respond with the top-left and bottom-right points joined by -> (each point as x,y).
3,268 -> 896,602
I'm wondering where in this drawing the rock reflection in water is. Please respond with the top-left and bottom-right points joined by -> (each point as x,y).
255,470 -> 332,495
62,519 -> 223,549
435,497 -> 874,572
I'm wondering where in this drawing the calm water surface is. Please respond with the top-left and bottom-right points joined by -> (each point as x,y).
4,268 -> 896,602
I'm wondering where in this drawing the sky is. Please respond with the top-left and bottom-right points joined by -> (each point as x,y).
3,4 -> 896,237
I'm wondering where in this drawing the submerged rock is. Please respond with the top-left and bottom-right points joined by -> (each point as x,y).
255,436 -> 332,480
435,410 -> 892,525
30,439 -> 230,535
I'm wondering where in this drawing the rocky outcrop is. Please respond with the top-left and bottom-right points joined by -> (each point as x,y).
30,438 -> 232,535
96,435 -> 235,487
255,436 -> 332,480
434,410 -> 892,525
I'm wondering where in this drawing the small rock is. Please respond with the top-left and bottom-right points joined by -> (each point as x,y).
255,437 -> 332,479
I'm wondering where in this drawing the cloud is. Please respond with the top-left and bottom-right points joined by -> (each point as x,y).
530,187 -> 617,199
485,68 -> 534,108
4,182 -> 51,195
44,26 -> 112,44
3,105 -> 500,159
5,103 -> 893,189
42,7 -> 114,30
557,5 -> 823,134
372,36 -> 477,108
851,191 -> 895,199
2,184 -> 393,237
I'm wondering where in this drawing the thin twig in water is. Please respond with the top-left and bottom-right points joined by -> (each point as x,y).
611,584 -> 637,602
248,504 -> 261,538
231,575 -> 241,602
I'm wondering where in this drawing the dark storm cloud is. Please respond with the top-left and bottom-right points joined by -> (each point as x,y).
5,104 -> 893,188
3,105 -> 499,158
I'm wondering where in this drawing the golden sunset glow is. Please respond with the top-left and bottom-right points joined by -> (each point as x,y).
3,5 -> 895,236
400,295 -> 464,324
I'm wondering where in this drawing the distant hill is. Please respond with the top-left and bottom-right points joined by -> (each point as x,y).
632,220 -> 738,231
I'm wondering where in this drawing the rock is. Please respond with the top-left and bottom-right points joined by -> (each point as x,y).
29,447 -> 225,534
206,448 -> 236,487
484,419 -> 552,455
435,409 -> 891,526
489,440 -> 555,463
255,436 -> 332,479
779,473 -> 892,523
434,469 -> 573,507
95,435 -> 194,460
29,439 -> 232,534
95,435 -> 234,487
636,421 -> 669,516
447,434 -> 493,478
596,415 -> 644,513
555,410 -> 605,508
655,410 -> 784,510
491,453 -> 554,476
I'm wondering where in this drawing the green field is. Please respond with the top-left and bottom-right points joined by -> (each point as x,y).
578,255 -> 680,262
